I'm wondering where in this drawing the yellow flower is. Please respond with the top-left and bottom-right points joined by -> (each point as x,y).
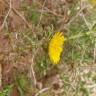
89,0 -> 96,6
48,32 -> 65,64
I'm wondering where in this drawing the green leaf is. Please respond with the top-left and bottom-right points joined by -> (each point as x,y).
0,85 -> 13,96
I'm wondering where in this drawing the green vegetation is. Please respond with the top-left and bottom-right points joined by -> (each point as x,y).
0,0 -> 96,96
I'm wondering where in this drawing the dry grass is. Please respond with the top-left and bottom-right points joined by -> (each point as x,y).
0,0 -> 96,96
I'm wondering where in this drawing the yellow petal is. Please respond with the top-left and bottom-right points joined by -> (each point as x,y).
48,32 -> 65,64
89,0 -> 96,6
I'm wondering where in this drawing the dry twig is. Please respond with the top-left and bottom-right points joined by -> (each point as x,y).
0,0 -> 12,31
3,0 -> 31,29
35,87 -> 50,96
37,0 -> 47,28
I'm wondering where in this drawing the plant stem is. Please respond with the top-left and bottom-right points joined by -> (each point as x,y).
65,30 -> 95,41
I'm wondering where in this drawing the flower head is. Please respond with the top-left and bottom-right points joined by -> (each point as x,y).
48,32 -> 65,64
89,0 -> 96,6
